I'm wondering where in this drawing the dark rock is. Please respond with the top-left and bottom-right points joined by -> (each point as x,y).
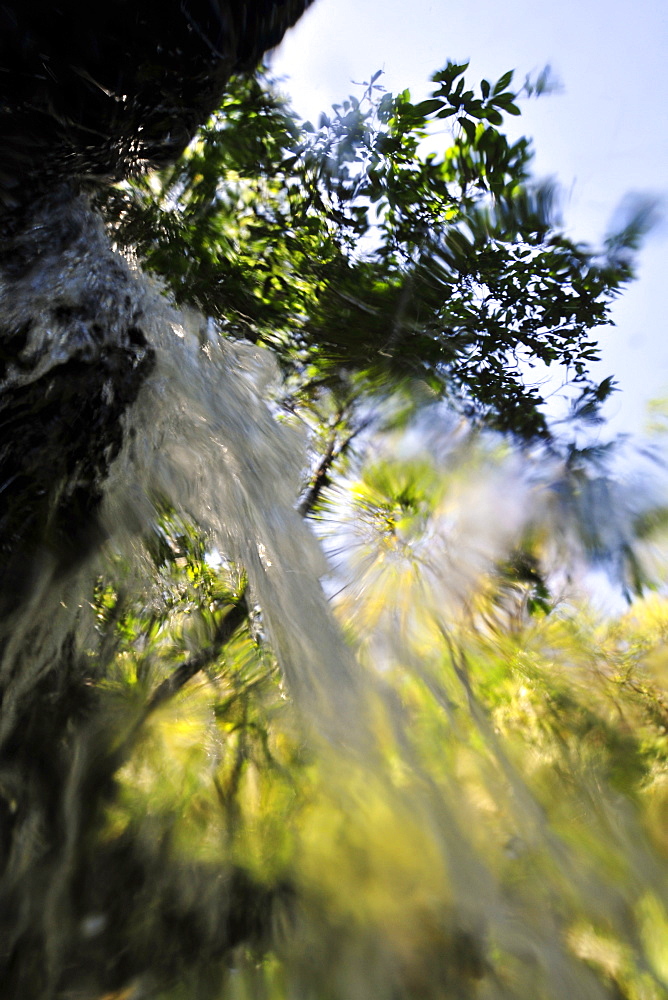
0,7 -> 313,996
0,0 -> 312,209
0,188 -> 155,614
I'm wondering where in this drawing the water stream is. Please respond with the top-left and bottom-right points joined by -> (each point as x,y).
1,189 -> 667,1000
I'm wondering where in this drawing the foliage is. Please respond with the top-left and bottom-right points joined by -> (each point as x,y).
84,444 -> 668,1000
9,59 -> 664,1000
98,63 -> 640,439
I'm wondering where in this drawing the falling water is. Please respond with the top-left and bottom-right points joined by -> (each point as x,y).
0,187 -> 361,741
1,189 -> 668,999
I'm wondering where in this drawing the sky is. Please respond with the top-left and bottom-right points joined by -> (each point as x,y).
271,0 -> 668,437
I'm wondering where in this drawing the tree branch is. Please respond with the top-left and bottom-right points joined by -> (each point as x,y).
144,593 -> 249,718
298,413 -> 369,517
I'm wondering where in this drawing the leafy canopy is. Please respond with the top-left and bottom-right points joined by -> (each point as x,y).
100,62 -> 639,438
61,59 -> 668,1000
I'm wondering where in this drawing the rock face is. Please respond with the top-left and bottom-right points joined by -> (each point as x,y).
0,0 -> 312,590
0,11 -> 313,995
0,0 -> 312,209
0,189 -> 155,615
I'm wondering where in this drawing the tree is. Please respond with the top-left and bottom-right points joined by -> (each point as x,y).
101,63 -> 642,438
0,53 -> 666,1000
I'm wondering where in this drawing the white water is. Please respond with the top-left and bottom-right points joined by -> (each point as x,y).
2,193 -> 668,1000
107,289 -> 367,746
0,193 -> 362,746
113,253 -> 668,1000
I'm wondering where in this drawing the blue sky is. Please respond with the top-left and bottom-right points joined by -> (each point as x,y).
272,0 -> 668,436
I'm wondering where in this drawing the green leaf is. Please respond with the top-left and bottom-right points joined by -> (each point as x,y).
431,61 -> 469,90
493,70 -> 514,95
411,98 -> 444,118
377,92 -> 394,122
460,117 -> 477,143
483,108 -> 503,126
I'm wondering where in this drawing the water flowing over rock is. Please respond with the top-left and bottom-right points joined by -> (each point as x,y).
0,6 -> 344,996
2,7 -> 667,1000
0,185 -> 363,996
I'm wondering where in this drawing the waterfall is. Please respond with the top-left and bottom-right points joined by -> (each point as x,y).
1,187 -> 666,1000
1,8 -> 667,996
0,186 -> 370,996
0,185 -> 362,740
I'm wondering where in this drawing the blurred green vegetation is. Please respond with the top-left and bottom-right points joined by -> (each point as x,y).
90,466 -> 668,1000
8,61 -> 666,1000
